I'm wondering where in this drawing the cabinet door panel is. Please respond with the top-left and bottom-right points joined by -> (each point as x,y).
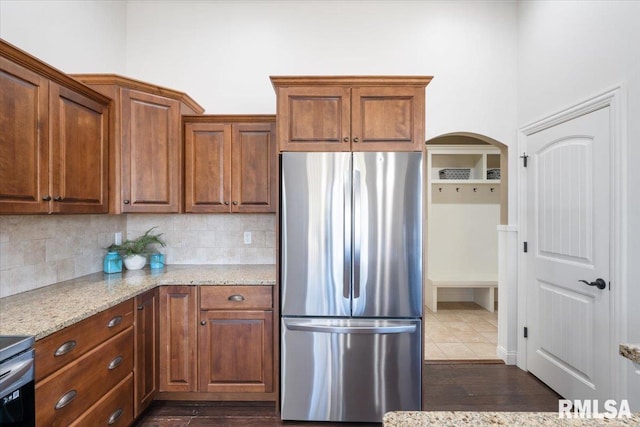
277,86 -> 350,151
158,286 -> 197,392
351,86 -> 424,151
0,57 -> 49,213
184,122 -> 231,212
122,89 -> 181,212
232,122 -> 276,212
49,83 -> 109,213
198,310 -> 273,393
134,289 -> 158,417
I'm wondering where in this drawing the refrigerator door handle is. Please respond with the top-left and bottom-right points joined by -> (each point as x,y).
285,321 -> 416,335
343,155 -> 352,299
353,168 -> 361,299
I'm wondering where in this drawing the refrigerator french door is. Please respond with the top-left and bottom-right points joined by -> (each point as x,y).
281,152 -> 423,422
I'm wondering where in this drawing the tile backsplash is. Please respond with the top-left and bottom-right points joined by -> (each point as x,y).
0,215 -> 126,297
0,213 -> 276,298
125,214 -> 276,265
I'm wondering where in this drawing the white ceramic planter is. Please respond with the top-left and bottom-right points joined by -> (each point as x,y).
123,254 -> 146,270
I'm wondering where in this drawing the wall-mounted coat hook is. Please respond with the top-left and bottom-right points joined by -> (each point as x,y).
473,187 -> 477,192
439,187 -> 443,192
490,187 -> 495,192
456,187 -> 460,192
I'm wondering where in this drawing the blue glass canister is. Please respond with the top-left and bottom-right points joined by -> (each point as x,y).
150,253 -> 165,269
104,251 -> 123,274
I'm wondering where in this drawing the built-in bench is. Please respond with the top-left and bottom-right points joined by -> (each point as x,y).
425,279 -> 498,313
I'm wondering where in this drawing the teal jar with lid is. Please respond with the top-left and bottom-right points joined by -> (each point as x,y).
104,251 -> 123,274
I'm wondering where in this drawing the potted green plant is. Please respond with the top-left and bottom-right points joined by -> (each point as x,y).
108,227 -> 166,270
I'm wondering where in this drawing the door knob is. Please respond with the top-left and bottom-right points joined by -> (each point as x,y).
578,278 -> 606,290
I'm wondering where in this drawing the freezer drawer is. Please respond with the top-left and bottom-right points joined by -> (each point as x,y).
281,318 -> 422,422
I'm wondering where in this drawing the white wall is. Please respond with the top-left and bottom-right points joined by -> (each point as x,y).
0,0 -> 127,73
517,0 -> 640,410
124,0 -> 517,144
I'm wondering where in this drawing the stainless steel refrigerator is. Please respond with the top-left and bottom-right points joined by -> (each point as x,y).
280,151 -> 423,422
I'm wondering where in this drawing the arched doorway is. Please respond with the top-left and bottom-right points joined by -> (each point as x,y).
423,132 -> 508,362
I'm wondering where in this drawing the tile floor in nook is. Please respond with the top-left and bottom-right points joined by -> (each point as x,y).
424,301 -> 500,361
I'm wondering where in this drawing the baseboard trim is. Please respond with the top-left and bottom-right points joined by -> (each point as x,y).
497,345 -> 517,365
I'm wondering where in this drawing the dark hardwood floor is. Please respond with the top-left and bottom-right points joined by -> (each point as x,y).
134,362 -> 562,426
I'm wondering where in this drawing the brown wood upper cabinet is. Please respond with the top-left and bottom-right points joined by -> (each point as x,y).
270,76 -> 432,152
0,40 -> 110,214
183,115 -> 276,213
72,74 -> 204,213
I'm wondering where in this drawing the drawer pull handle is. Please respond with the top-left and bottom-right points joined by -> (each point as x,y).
228,294 -> 245,302
54,340 -> 77,357
137,304 -> 144,310
107,315 -> 122,328
55,389 -> 77,410
108,408 -> 124,425
107,355 -> 123,370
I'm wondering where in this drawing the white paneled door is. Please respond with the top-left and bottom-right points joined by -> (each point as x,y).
526,106 -> 611,401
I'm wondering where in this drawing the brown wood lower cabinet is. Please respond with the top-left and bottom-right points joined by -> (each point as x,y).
158,285 -> 198,392
34,300 -> 134,427
36,327 -> 133,426
199,309 -> 273,394
34,284 -> 275,426
134,288 -> 159,417
69,373 -> 134,427
158,285 -> 275,401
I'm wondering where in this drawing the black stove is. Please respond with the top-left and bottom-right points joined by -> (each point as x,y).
0,335 -> 35,426
0,336 -> 34,363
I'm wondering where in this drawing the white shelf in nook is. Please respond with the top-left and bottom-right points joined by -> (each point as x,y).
425,144 -> 501,312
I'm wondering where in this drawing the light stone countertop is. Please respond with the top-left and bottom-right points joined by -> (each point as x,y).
383,411 -> 640,426
0,264 -> 275,340
620,344 -> 640,364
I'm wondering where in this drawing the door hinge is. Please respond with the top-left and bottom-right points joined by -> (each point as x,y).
520,152 -> 529,167
524,327 -> 528,338
523,241 -> 528,253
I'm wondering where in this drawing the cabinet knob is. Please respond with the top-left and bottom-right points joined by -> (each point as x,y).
232,201 -> 238,205
123,200 -> 130,205
200,320 -> 207,326
353,137 -> 360,143
53,196 -> 63,202
224,201 -> 229,206
137,304 -> 144,310
343,137 -> 349,142
42,195 -> 52,201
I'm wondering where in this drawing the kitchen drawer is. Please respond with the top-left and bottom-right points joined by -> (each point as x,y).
35,299 -> 134,381
36,326 -> 134,427
200,286 -> 272,310
70,373 -> 134,427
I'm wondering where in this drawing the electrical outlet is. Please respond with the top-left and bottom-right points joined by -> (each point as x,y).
114,232 -> 122,245
243,232 -> 252,245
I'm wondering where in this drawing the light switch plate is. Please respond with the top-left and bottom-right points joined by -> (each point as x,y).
114,232 -> 122,245
244,232 -> 252,245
